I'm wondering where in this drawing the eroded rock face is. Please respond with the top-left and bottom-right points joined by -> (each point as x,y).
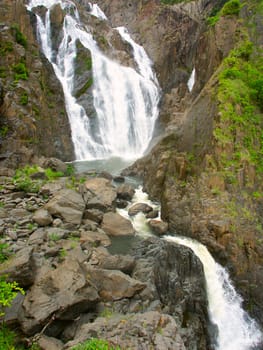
65,311 -> 186,350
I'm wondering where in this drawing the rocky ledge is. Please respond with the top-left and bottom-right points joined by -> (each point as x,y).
0,159 -> 210,349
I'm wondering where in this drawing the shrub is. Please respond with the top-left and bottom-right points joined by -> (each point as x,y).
11,24 -> 27,48
221,0 -> 241,16
20,92 -> 28,106
13,62 -> 29,81
71,338 -> 120,350
0,243 -> 10,263
0,276 -> 24,317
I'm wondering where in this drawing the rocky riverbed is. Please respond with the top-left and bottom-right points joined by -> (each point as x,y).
0,158 -> 210,349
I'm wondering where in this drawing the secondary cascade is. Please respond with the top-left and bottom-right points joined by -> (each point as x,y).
27,0 -> 160,161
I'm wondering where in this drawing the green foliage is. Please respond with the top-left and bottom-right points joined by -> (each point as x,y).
20,92 -> 28,106
221,0 -> 241,16
49,233 -> 60,242
0,126 -> 9,137
0,243 -> 10,263
0,41 -> 13,56
11,24 -> 27,48
0,66 -> 7,79
207,0 -> 240,26
0,276 -> 24,316
44,168 -> 64,180
65,164 -> 75,176
0,324 -> 16,350
13,166 -> 41,193
85,57 -> 92,71
12,62 -> 29,81
71,338 -> 120,350
214,40 -> 263,175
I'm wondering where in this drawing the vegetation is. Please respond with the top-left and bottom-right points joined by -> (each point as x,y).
71,338 -> 120,350
11,24 -> 27,48
0,41 -> 13,56
12,62 -> 29,81
207,0 -> 241,26
213,39 -> 263,177
20,92 -> 28,106
0,243 -> 10,263
75,78 -> 93,98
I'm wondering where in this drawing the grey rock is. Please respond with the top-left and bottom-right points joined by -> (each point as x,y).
148,219 -> 169,235
117,183 -> 135,201
102,212 -> 135,236
45,189 -> 85,225
128,202 -> 153,216
33,208 -> 53,226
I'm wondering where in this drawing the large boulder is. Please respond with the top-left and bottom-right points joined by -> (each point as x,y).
33,208 -> 53,227
128,202 -> 153,216
18,258 -> 99,335
64,311 -> 185,350
45,189 -> 85,225
84,178 -> 117,209
83,266 -> 145,301
0,247 -> 36,287
101,212 -> 135,236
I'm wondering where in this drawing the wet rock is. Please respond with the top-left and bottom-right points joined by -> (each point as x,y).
146,209 -> 159,219
80,230 -> 111,247
117,183 -> 135,201
101,212 -> 135,236
148,219 -> 169,235
33,208 -> 53,226
128,202 -> 153,216
41,157 -> 68,174
45,189 -> 85,225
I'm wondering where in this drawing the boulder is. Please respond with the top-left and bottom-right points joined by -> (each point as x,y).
148,219 -> 169,235
84,178 -> 117,208
128,202 -> 153,216
83,266 -> 145,301
37,335 -> 63,350
117,184 -> 135,201
45,189 -> 85,225
41,158 -> 68,174
33,208 -> 53,226
18,258 -> 99,335
80,230 -> 111,247
64,311 -> 185,350
0,247 -> 36,287
101,212 -> 135,236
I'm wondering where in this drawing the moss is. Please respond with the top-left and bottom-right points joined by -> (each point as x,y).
20,92 -> 28,105
0,41 -> 13,56
75,77 -> 93,98
11,24 -> 27,48
12,62 -> 29,81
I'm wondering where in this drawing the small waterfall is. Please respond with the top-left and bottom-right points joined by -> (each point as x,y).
187,67 -> 195,92
27,0 -> 160,161
165,235 -> 263,350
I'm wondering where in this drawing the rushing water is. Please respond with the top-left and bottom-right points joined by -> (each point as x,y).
187,67 -> 196,92
27,0 -> 160,161
118,191 -> 263,349
164,236 -> 263,350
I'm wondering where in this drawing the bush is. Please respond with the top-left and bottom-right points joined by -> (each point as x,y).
221,0 -> 241,16
72,339 -> 120,350
0,276 -> 24,317
12,62 -> 29,81
11,24 -> 27,48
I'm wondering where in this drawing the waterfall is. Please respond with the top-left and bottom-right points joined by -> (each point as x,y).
165,235 -> 263,350
27,0 -> 160,161
187,67 -> 195,92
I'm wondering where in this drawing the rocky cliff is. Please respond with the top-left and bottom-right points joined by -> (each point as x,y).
0,0 -> 74,167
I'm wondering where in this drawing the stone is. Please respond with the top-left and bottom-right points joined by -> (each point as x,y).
148,219 -> 169,235
0,247 -> 36,287
80,230 -> 111,247
64,311 -> 185,350
84,266 -> 145,301
128,202 -> 153,216
28,228 -> 47,245
93,248 -> 136,274
101,212 -> 135,236
84,177 -> 117,208
41,157 -> 68,173
37,335 -> 63,350
146,209 -> 159,219
45,189 -> 85,225
33,208 -> 53,226
116,184 -> 135,201
18,258 -> 99,335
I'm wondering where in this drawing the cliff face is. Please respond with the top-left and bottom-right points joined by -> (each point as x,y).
120,0 -> 263,325
0,0 -> 74,167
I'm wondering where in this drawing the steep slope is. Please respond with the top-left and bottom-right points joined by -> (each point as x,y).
0,0 -> 74,167
123,0 -> 263,325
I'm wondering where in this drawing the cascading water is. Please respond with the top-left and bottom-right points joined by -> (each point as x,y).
119,192 -> 263,349
27,0 -> 160,161
164,235 -> 263,350
187,67 -> 195,92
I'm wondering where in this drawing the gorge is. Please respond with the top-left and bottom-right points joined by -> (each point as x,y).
1,0 -> 263,349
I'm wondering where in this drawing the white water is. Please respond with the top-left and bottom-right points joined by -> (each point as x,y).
27,0 -> 160,161
165,235 -> 263,350
187,67 -> 195,92
118,185 -> 160,238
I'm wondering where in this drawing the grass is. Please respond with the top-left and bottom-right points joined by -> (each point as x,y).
71,339 -> 120,350
207,0 -> 241,26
